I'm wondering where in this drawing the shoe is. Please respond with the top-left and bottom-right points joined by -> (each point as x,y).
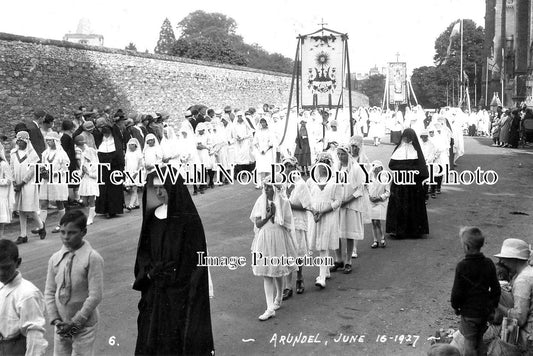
133,205 -> 140,210
330,261 -> 344,272
200,190 -> 205,194
38,227 -> 46,240
352,250 -> 358,258
193,191 -> 198,196
258,309 -> 275,321
371,241 -> 379,248
273,298 -> 282,310
343,264 -> 352,274
31,227 -> 41,234
436,189 -> 441,194
282,288 -> 293,301
52,226 -> 60,233
126,206 -> 133,212
380,239 -> 387,248
15,236 -> 28,244
296,280 -> 305,294
431,193 -> 436,198
315,276 -> 326,289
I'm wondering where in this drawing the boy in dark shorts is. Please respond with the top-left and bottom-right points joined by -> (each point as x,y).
451,226 -> 500,356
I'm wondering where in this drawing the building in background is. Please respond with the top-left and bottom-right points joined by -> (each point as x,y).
63,18 -> 104,46
483,0 -> 533,107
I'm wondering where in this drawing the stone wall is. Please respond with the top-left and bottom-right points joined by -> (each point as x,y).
0,32 -> 368,136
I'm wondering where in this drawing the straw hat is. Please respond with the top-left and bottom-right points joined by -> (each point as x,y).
494,238 -> 530,260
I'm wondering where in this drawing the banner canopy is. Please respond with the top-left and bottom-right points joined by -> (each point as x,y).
388,62 -> 407,104
300,33 -> 345,108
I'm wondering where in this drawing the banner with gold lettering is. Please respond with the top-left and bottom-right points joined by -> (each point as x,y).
300,33 -> 344,108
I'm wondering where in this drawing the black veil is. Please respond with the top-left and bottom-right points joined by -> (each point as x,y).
391,128 -> 429,180
133,166 -> 214,355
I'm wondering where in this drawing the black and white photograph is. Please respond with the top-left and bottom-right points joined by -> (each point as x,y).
1,0 -> 533,355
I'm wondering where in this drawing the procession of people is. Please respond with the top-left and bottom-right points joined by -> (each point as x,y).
0,97 -> 531,356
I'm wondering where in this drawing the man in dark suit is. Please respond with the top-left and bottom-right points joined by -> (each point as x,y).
24,109 -> 46,159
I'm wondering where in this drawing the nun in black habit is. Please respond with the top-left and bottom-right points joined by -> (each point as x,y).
385,128 -> 429,238
94,117 -> 125,217
133,169 -> 214,356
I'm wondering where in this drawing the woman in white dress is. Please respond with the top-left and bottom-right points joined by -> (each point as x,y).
11,131 -> 45,243
253,117 -> 276,189
38,132 -> 70,233
368,107 -> 386,146
176,123 -> 199,185
250,175 -> 298,320
74,135 -> 100,225
281,157 -> 312,298
0,145 -> 14,237
307,152 -> 342,288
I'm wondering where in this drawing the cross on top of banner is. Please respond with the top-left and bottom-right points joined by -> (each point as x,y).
318,18 -> 328,30
396,52 -> 400,62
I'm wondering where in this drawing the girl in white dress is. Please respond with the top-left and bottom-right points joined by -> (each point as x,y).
10,131 -> 45,243
38,132 -> 70,233
368,160 -> 390,248
307,152 -> 342,288
250,175 -> 298,321
281,157 -> 312,298
0,145 -> 14,237
160,126 -> 180,168
74,135 -> 100,225
143,134 -> 163,175
125,138 -> 144,210
330,145 -> 366,274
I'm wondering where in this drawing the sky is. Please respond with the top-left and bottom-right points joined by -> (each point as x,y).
0,0 -> 485,74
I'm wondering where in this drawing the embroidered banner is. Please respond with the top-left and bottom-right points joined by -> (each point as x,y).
388,62 -> 407,104
300,33 -> 344,108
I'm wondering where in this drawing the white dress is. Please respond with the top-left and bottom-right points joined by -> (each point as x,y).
234,121 -> 253,165
286,178 -> 312,257
125,150 -> 144,187
0,161 -> 14,223
10,149 -> 40,212
78,146 -> 100,197
39,148 -> 69,201
337,163 -> 365,240
250,194 -> 298,277
368,178 -> 390,221
253,129 -> 275,174
307,179 -> 341,251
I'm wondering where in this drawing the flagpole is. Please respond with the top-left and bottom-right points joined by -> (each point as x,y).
447,82 -> 449,106
485,57 -> 489,107
474,62 -> 477,107
460,18 -> 463,109
452,76 -> 455,107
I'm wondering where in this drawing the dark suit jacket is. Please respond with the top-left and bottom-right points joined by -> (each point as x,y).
23,119 -> 46,159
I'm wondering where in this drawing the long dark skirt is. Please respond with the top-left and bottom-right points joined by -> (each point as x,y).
294,137 -> 311,166
386,181 -> 429,237
96,151 -> 124,215
390,131 -> 402,144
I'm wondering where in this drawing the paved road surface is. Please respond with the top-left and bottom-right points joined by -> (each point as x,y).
9,136 -> 533,355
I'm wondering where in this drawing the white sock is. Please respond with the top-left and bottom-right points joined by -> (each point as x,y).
19,213 -> 27,236
57,209 -> 65,226
263,277 -> 275,310
40,209 -> 48,224
88,207 -> 96,224
130,190 -> 138,207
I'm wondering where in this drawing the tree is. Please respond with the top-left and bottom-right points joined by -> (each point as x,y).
154,18 -> 176,54
410,19 -> 485,108
360,74 -> 386,107
169,10 -> 292,72
125,42 -> 137,51
177,10 -> 237,38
